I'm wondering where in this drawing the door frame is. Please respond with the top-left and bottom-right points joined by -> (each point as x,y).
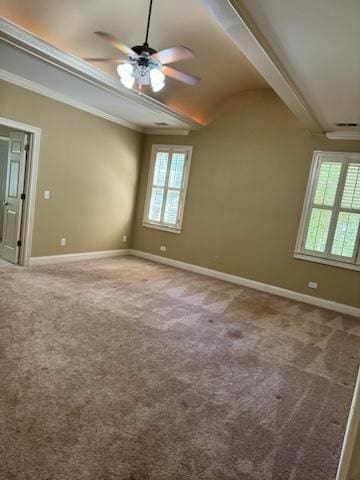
0,116 -> 41,266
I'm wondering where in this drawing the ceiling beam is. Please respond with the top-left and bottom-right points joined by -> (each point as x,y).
202,0 -> 323,133
144,128 -> 190,136
326,131 -> 360,141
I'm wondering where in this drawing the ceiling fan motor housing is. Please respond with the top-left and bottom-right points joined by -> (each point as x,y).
130,44 -> 161,77
132,43 -> 157,56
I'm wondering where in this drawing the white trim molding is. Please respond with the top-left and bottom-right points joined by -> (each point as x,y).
30,249 -> 130,266
326,131 -> 360,141
336,367 -> 360,480
294,252 -> 360,272
130,249 -> 360,317
0,69 -> 141,132
142,223 -> 182,235
144,129 -> 191,136
0,116 -> 41,268
25,248 -> 360,315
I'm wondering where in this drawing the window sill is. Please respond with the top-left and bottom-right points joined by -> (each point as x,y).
294,252 -> 360,272
142,222 -> 182,235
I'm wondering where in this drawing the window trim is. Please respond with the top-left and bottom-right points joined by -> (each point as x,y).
294,150 -> 360,271
143,144 -> 193,234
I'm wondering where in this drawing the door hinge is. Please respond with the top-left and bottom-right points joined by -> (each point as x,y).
17,240 -> 22,247
21,193 -> 26,200
24,144 -> 30,152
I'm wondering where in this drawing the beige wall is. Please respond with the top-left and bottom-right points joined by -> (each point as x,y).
1,81 -> 359,307
0,80 -> 142,256
132,89 -> 360,308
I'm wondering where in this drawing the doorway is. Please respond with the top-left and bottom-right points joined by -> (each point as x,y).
0,135 -> 10,267
0,117 -> 41,267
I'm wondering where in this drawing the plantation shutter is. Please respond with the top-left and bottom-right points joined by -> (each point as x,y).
144,145 -> 192,232
302,154 -> 360,264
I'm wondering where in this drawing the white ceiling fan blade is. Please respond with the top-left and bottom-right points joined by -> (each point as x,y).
94,31 -> 136,57
152,46 -> 194,64
83,57 -> 126,63
163,66 -> 200,85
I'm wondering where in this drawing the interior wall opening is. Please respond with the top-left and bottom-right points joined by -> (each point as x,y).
0,124 -> 32,267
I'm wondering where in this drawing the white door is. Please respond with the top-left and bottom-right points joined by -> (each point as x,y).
1,132 -> 28,264
0,138 -> 9,242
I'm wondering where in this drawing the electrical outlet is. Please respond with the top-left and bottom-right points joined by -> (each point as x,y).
308,281 -> 318,289
44,190 -> 50,200
122,235 -> 127,243
160,245 -> 166,252
60,238 -> 66,247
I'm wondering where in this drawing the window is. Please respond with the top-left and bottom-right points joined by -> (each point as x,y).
143,144 -> 193,233
295,151 -> 360,271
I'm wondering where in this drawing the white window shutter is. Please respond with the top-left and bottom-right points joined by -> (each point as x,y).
144,145 -> 193,233
295,151 -> 360,270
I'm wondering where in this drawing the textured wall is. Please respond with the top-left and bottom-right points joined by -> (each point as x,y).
132,89 -> 360,308
0,80 -> 143,256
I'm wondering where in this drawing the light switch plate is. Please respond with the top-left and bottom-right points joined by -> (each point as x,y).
44,190 -> 50,200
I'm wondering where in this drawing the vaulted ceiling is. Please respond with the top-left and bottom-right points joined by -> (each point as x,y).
2,0 -> 359,136
0,0 -> 267,124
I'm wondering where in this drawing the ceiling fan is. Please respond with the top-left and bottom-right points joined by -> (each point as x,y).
84,0 -> 200,92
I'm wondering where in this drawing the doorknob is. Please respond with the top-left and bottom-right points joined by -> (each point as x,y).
3,201 -> 8,206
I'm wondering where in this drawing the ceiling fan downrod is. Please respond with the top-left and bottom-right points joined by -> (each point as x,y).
144,0 -> 154,47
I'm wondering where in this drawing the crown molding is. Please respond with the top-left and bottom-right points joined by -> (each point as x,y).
0,69 -> 143,132
202,0 -> 323,133
0,17 -> 202,132
326,131 -> 360,141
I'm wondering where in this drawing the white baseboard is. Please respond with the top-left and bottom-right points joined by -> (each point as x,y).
28,248 -> 360,317
30,249 -> 130,266
129,250 -> 360,318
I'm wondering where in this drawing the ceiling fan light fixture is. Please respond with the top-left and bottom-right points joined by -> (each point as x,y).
150,68 -> 165,92
117,63 -> 135,89
117,63 -> 133,77
120,75 -> 135,89
90,1 -> 200,93
152,81 -> 165,92
120,74 -> 135,89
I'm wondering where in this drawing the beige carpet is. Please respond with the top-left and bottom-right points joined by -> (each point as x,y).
0,256 -> 359,480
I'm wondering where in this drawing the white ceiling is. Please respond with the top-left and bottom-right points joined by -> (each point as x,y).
239,0 -> 360,132
0,0 -> 267,125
